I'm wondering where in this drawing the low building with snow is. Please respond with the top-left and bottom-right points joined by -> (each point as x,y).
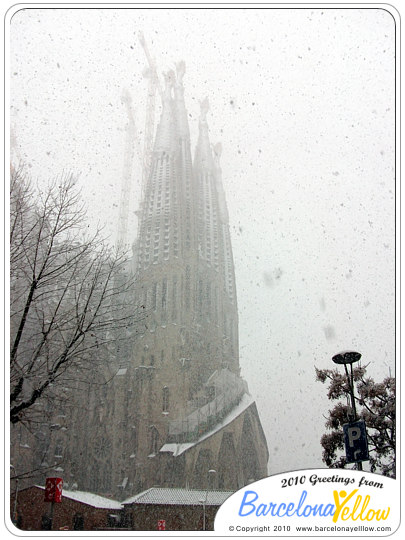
10,485 -> 124,531
122,486 -> 233,530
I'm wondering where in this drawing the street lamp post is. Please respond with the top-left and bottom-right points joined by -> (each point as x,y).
332,350 -> 363,471
200,469 -> 216,530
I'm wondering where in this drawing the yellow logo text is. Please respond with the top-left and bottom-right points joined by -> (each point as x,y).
333,489 -> 390,523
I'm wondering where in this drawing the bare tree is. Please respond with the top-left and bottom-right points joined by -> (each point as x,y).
10,167 -> 141,425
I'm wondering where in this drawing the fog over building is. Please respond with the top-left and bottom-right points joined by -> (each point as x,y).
9,8 -> 396,479
10,6 -> 396,505
10,61 -> 268,498
115,63 -> 269,493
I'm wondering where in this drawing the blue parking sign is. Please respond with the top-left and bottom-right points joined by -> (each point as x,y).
343,420 -> 369,463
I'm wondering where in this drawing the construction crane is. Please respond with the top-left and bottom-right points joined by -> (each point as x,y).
117,89 -> 140,250
116,32 -> 161,251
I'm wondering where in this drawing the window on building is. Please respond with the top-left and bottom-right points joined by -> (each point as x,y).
149,427 -> 159,455
54,440 -> 63,459
172,277 -> 177,320
41,515 -> 52,530
185,266 -> 191,310
152,283 -> 157,310
162,386 -> 169,412
100,467 -> 112,492
107,514 -> 120,528
162,278 -> 167,310
198,279 -> 203,315
73,513 -> 84,531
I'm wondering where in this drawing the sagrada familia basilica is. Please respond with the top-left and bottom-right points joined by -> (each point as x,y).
11,59 -> 269,499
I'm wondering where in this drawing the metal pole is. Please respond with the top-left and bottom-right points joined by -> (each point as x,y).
344,363 -> 362,471
49,501 -> 55,530
12,478 -> 19,525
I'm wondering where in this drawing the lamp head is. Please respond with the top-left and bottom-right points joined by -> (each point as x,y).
332,351 -> 361,365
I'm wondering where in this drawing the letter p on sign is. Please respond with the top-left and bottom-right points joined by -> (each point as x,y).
348,426 -> 361,446
343,420 -> 369,463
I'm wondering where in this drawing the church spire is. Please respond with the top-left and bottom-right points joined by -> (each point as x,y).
173,61 -> 190,140
212,142 -> 229,223
153,70 -> 176,153
194,97 -> 214,170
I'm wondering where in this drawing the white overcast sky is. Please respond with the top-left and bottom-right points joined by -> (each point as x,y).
8,5 -> 397,474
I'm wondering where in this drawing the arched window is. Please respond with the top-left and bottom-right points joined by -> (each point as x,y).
149,426 -> 159,455
162,386 -> 169,412
54,439 -> 63,459
162,278 -> 167,310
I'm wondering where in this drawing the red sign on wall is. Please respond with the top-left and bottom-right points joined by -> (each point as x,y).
44,477 -> 63,503
157,520 -> 166,530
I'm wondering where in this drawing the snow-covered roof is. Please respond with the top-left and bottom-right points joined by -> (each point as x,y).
122,487 -> 233,507
160,393 -> 255,456
35,486 -> 122,510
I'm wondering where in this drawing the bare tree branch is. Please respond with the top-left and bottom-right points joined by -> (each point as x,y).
10,167 -> 143,425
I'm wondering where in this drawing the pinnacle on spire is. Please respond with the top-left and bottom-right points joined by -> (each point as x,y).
213,142 -> 222,165
199,97 -> 209,122
194,97 -> 213,170
175,61 -> 186,87
173,61 -> 190,140
154,70 -> 176,152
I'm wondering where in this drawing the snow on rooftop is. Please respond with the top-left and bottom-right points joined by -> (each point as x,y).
35,486 -> 122,509
122,487 -> 233,507
160,393 -> 255,457
62,489 -> 123,509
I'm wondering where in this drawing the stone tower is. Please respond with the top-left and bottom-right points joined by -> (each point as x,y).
107,65 -> 269,495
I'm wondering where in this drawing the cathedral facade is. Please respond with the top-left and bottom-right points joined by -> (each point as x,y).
105,65 -> 269,495
10,64 -> 268,500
